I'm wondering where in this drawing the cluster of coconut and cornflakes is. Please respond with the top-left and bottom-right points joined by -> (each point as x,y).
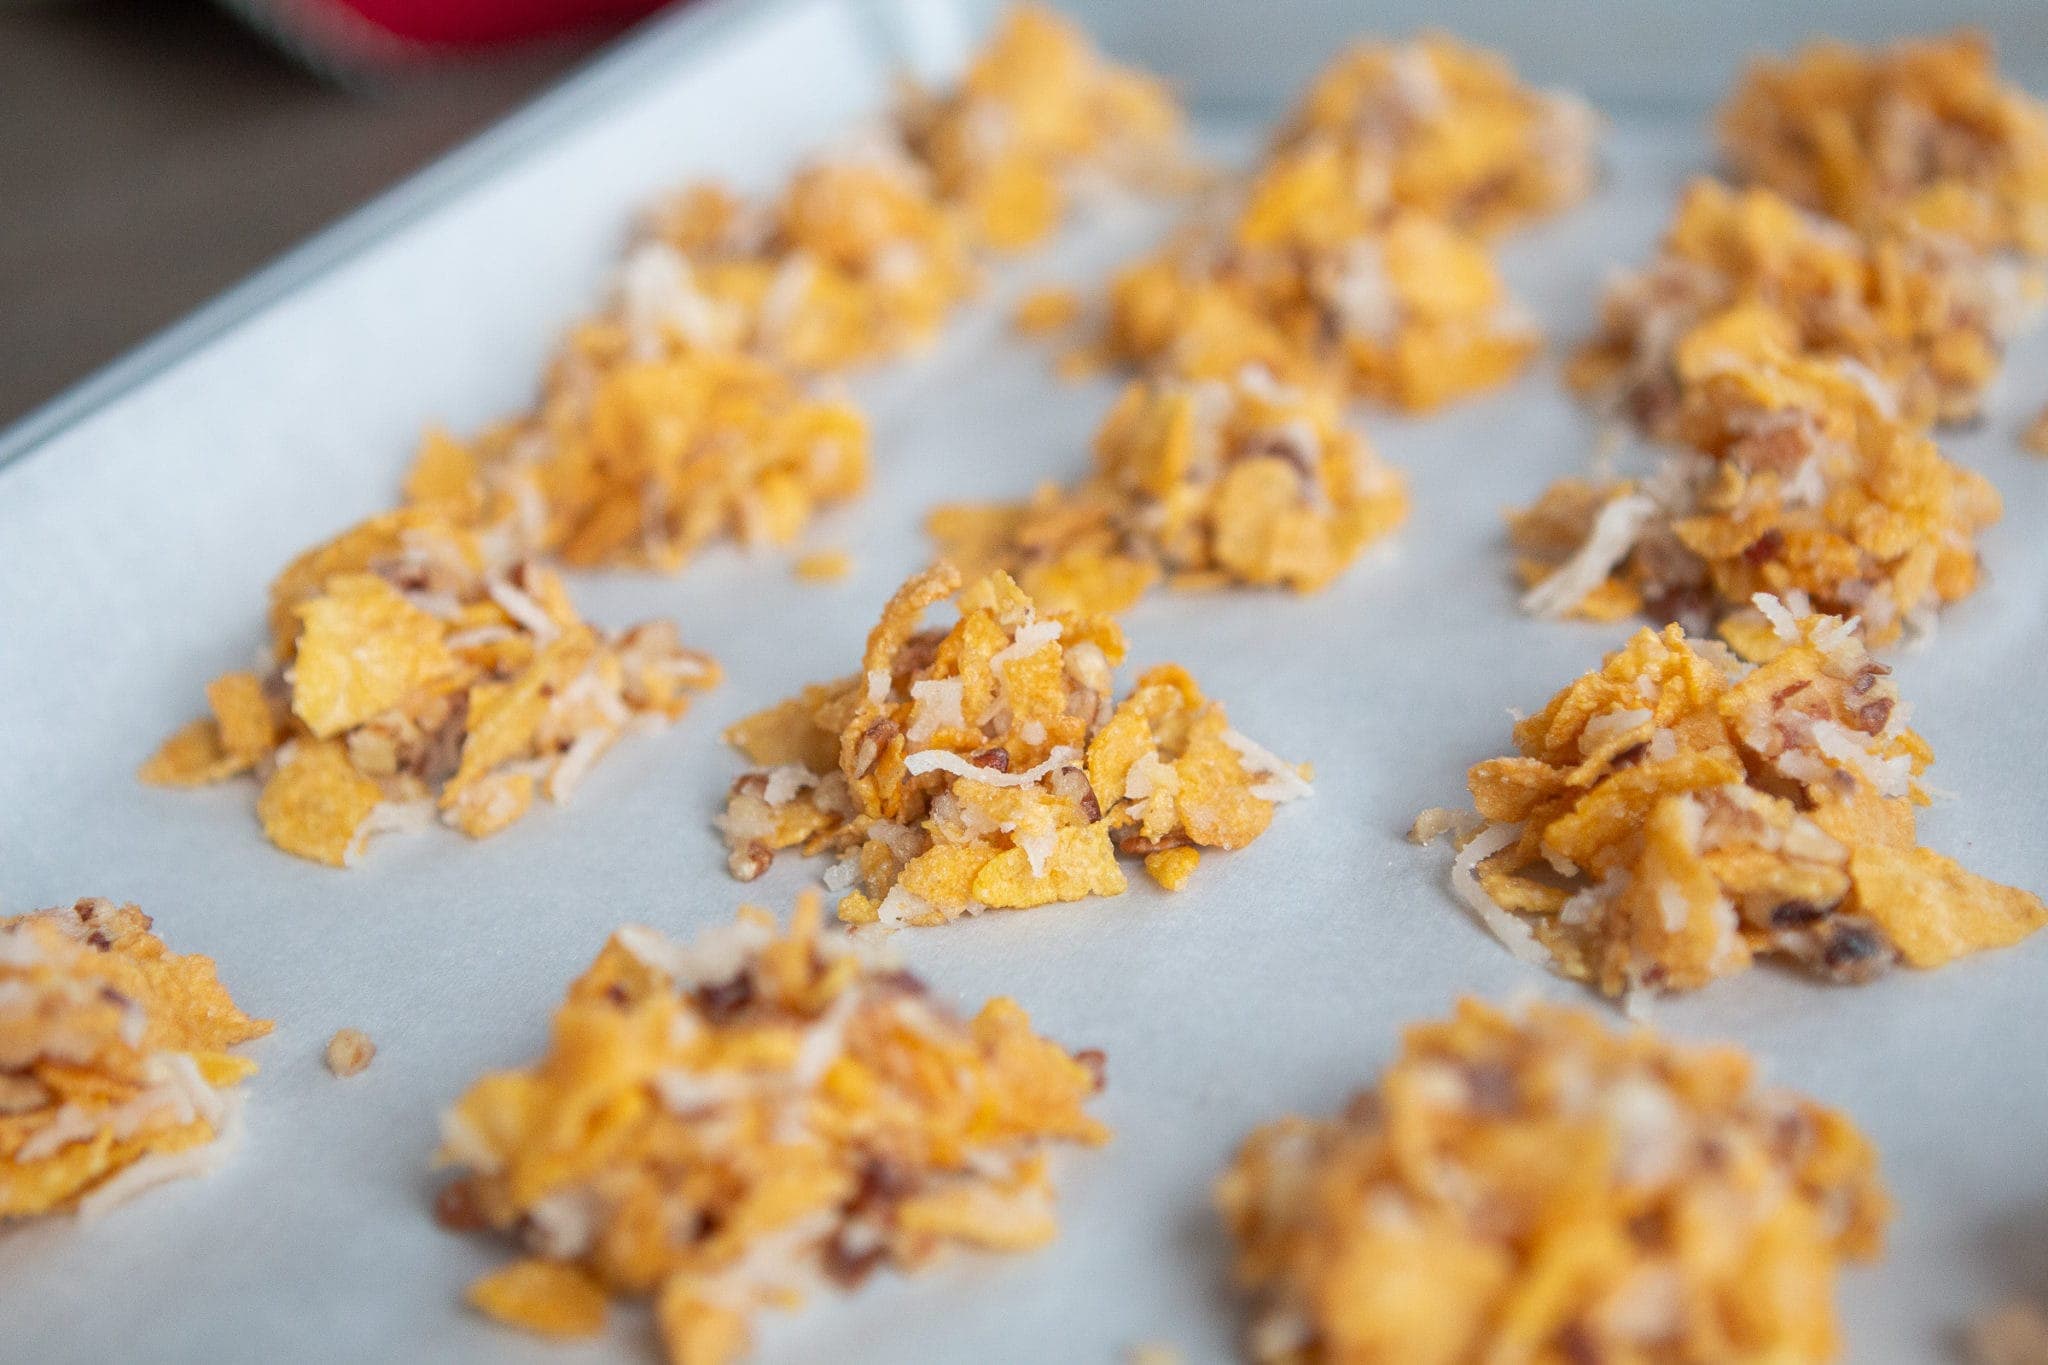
1428,599 -> 2044,999
392,5 -> 1190,577
0,899 -> 269,1222
925,367 -> 1409,615
1216,997 -> 1890,1363
1571,177 -> 2037,434
435,893 -> 1107,1365
1076,34 -> 1596,411
718,563 -> 1309,924
1719,30 -> 2048,258
896,3 -> 1187,253
142,510 -> 718,865
402,344 -> 871,573
1527,30 -> 2048,637
1515,309 -> 2002,645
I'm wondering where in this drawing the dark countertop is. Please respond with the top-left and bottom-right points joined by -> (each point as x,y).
0,0 -> 602,428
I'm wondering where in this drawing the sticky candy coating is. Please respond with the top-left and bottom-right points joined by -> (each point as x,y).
897,4 -> 1187,253
927,368 -> 1408,615
141,510 -> 718,866
1719,30 -> 2048,256
1517,312 -> 2001,645
435,895 -> 1107,1365
1571,177 -> 2038,433
1216,997 -> 1889,1364
1448,605 -> 2044,997
0,899 -> 269,1221
718,565 -> 1309,923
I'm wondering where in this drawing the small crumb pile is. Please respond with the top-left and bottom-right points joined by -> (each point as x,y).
1087,35 -> 1597,410
1216,997 -> 1890,1363
403,343 -> 870,572
1514,310 -> 2001,645
927,367 -> 1409,615
896,4 -> 1187,253
1434,600 -> 2044,998
324,1028 -> 376,1078
142,509 -> 719,866
435,893 -> 1108,1365
1571,177 -> 2038,433
719,563 -> 1311,924
630,158 -> 979,375
1719,30 -> 2048,257
0,899 -> 270,1220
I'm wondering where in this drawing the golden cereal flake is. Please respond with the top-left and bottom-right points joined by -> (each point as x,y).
435,894 -> 1108,1365
793,550 -> 853,584
929,369 -> 1407,615
1720,30 -> 2048,256
145,510 -> 719,866
0,899 -> 269,1221
1010,286 -> 1084,336
1271,33 -> 1599,236
898,4 -> 1187,253
1572,177 -> 2038,433
406,342 -> 868,573
1443,605 -> 2044,997
1217,997 -> 1889,1363
1516,311 -> 2001,646
718,565 -> 1308,924
1969,1302 -> 2048,1365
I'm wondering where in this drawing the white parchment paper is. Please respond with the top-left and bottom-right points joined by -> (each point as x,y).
2,3 -> 2047,1361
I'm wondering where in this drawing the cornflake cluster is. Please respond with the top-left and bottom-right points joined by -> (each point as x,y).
1435,600 -> 2045,999
926,367 -> 1409,616
1719,31 -> 2048,257
1,899 -> 270,1221
401,5 -> 1187,575
1571,177 -> 2038,434
435,893 -> 1107,1365
142,509 -> 718,866
1515,309 -> 2001,645
1216,998 -> 1889,1363
1089,35 -> 1597,410
897,3 -> 1187,253
719,563 -> 1310,924
403,342 -> 871,572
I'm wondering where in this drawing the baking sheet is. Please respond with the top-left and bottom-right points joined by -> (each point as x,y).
4,2 -> 2048,1360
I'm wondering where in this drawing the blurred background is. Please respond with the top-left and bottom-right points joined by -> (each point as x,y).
0,0 -> 675,427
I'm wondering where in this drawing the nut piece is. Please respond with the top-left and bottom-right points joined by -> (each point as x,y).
324,1028 -> 377,1079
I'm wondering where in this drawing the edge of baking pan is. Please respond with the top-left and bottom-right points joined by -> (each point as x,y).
0,0 -> 912,474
